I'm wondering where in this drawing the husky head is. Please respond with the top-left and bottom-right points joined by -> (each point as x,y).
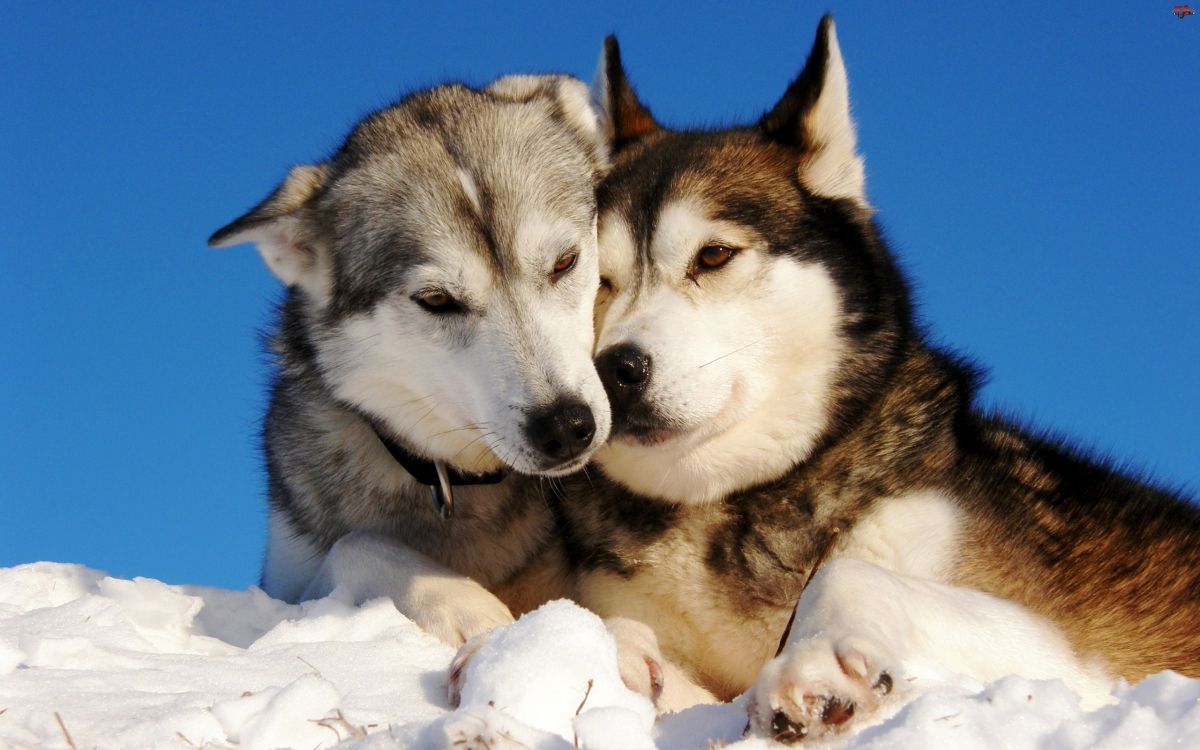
592,17 -> 910,503
211,76 -> 612,477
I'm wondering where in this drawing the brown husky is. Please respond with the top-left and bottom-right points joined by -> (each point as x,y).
553,15 -> 1200,743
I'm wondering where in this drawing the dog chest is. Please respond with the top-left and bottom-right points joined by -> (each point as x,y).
579,532 -> 793,700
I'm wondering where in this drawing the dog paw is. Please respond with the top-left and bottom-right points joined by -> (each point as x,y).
407,578 -> 515,648
447,630 -> 494,708
747,635 -> 898,744
605,618 -> 665,705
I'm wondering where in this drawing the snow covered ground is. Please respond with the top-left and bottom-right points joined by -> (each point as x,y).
2,562 -> 1198,749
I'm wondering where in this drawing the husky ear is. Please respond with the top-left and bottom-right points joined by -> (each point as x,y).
760,15 -> 866,202
208,164 -> 332,302
488,74 -> 609,171
547,77 -> 609,172
592,35 -> 661,152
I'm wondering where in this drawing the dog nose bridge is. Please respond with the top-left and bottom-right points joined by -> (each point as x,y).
596,279 -> 657,352
494,291 -> 588,407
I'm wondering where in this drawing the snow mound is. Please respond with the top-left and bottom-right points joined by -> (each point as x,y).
1,562 -> 1198,749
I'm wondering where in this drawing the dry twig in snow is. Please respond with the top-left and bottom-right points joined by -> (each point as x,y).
53,712 -> 77,750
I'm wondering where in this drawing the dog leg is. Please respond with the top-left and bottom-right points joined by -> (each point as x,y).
747,557 -> 1112,743
303,531 -> 515,647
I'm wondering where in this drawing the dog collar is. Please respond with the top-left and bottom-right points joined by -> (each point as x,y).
371,425 -> 508,520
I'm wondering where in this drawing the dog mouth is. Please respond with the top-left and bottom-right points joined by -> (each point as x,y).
611,379 -> 745,450
628,428 -> 680,446
535,452 -> 592,476
611,405 -> 689,447
617,423 -> 684,446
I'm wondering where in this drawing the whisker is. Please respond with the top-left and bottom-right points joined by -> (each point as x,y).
450,430 -> 495,467
405,401 -> 440,434
427,422 -> 490,439
697,337 -> 764,369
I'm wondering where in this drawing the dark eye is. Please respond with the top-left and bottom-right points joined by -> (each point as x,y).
693,245 -> 736,273
412,289 -> 464,314
551,250 -> 578,280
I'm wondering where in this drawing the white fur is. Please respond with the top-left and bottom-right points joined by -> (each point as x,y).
552,77 -> 605,147
210,164 -> 333,302
211,215 -> 332,305
799,20 -> 867,203
595,214 -> 635,330
457,167 -> 483,218
595,200 -> 843,504
596,214 -> 636,292
303,531 -> 515,647
837,491 -> 963,579
484,74 -> 545,98
261,509 -> 326,604
589,45 -> 617,145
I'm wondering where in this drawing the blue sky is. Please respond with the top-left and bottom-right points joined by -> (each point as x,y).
3,2 -> 1197,590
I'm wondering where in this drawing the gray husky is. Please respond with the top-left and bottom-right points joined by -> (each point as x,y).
210,74 -> 610,645
558,16 -> 1200,742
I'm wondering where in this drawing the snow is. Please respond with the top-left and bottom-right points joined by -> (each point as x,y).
2,563 -> 1199,749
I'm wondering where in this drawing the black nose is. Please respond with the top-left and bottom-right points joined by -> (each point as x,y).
524,398 -> 597,463
596,344 -> 651,410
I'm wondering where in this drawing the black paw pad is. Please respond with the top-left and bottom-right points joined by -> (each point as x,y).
873,672 -> 893,697
771,710 -> 808,743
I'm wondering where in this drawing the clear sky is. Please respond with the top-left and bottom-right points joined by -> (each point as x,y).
3,2 -> 1197,590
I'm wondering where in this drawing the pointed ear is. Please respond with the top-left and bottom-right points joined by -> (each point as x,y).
208,164 -> 332,302
591,35 -> 661,152
760,15 -> 866,203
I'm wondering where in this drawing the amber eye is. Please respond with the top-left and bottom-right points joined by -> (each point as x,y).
694,245 -> 736,273
551,250 -> 578,280
413,289 -> 463,314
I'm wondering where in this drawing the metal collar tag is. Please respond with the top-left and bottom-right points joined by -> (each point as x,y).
368,418 -> 507,521
431,460 -> 454,520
